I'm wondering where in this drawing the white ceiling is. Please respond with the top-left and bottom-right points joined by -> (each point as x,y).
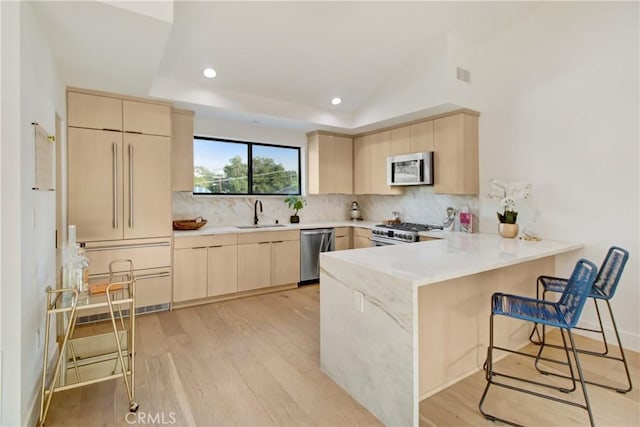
33,1 -> 539,132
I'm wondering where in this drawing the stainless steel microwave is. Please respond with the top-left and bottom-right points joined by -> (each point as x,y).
387,152 -> 433,186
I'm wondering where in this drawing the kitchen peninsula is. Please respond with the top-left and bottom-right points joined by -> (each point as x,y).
319,233 -> 582,426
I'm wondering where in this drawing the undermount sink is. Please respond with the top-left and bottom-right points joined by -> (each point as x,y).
235,224 -> 286,229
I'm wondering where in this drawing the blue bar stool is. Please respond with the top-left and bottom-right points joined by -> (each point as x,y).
479,258 -> 599,427
530,246 -> 631,393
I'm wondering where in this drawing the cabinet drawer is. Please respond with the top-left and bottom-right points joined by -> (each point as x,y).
135,269 -> 172,307
174,233 -> 237,249
237,229 -> 298,244
335,227 -> 351,237
352,227 -> 371,238
67,91 -> 122,131
85,239 -> 171,274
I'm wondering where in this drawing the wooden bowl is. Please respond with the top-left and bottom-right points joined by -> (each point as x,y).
173,216 -> 207,230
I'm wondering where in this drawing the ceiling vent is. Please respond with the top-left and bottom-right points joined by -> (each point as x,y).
456,67 -> 471,83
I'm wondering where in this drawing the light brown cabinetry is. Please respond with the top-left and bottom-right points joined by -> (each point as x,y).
237,230 -> 300,292
270,240 -> 300,287
307,132 -> 353,194
67,89 -> 172,243
171,108 -> 195,192
173,247 -> 207,303
354,132 -> 404,195
173,234 -> 239,301
67,91 -> 122,131
208,245 -> 239,297
335,227 -> 352,251
352,227 -> 372,249
84,237 -> 172,309
389,122 -> 434,156
123,100 -> 171,136
433,113 -> 479,195
68,128 -> 123,242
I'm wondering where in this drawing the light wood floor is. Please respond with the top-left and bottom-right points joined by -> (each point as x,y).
45,285 -> 639,426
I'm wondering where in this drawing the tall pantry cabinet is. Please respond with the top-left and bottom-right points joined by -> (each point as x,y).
67,89 -> 173,312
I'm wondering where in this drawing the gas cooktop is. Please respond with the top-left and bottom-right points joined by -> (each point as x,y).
375,222 -> 444,232
371,222 -> 443,244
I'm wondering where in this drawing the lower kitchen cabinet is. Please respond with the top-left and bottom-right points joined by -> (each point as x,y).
173,233 -> 239,302
207,245 -> 238,297
352,227 -> 372,249
335,227 -> 352,251
271,240 -> 300,286
173,247 -> 207,302
237,242 -> 271,292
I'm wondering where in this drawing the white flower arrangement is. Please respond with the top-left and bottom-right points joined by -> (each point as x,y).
488,179 -> 532,224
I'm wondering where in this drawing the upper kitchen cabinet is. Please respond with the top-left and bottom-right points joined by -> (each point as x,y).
123,100 -> 171,136
433,112 -> 479,195
307,132 -> 353,194
390,122 -> 434,156
171,108 -> 195,192
67,91 -> 122,131
354,131 -> 404,195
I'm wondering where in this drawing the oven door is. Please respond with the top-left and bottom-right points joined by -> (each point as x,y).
369,236 -> 405,246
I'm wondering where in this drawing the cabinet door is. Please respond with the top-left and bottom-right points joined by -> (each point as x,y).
173,248 -> 207,302
123,133 -> 172,239
410,121 -> 434,153
433,114 -> 479,195
334,136 -> 353,194
171,109 -> 195,192
390,126 -> 411,155
208,245 -> 238,297
67,92 -> 122,131
335,235 -> 351,251
271,240 -> 300,286
353,236 -> 372,249
353,135 -> 372,194
237,243 -> 271,292
68,128 -> 123,242
123,100 -> 171,136
370,131 -> 404,195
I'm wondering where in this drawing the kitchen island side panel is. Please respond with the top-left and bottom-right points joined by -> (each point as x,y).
320,254 -> 417,427
418,256 -> 554,398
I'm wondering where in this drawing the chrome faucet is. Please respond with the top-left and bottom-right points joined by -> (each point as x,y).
254,199 -> 263,225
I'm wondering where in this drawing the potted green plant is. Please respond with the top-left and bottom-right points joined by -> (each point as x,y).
284,195 -> 306,223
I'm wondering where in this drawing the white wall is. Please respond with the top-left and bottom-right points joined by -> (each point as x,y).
1,1 -> 23,424
1,2 -> 64,425
475,2 -> 639,349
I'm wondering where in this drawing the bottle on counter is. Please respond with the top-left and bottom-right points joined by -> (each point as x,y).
62,225 -> 89,293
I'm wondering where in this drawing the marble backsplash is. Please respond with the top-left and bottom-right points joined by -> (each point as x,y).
174,187 -> 478,229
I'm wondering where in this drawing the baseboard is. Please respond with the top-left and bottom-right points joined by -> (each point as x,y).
573,319 -> 640,353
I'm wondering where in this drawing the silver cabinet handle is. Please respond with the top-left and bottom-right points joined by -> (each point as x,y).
112,143 -> 118,229
85,242 -> 171,252
136,272 -> 171,280
128,144 -> 134,228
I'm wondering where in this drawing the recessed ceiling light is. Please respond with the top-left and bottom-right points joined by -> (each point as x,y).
203,68 -> 217,78
331,97 -> 342,105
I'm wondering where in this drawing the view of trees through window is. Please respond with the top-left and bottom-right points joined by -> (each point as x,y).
193,137 -> 300,195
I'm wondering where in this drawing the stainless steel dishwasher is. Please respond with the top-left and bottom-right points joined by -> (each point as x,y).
300,228 -> 335,285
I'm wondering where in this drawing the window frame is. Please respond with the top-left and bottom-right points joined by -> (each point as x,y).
193,136 -> 302,196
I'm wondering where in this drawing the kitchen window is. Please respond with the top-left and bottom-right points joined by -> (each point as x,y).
193,137 -> 301,195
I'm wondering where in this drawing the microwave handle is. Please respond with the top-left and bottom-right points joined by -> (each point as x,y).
419,158 -> 424,183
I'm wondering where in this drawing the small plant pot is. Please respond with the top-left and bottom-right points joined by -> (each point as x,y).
499,223 -> 519,238
290,215 -> 300,224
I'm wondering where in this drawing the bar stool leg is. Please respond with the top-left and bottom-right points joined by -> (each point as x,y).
567,330 -> 595,427
606,300 -> 633,393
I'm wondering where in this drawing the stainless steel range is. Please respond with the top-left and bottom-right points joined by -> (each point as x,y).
371,223 -> 444,246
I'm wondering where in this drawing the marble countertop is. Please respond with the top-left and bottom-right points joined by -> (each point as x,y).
321,232 -> 582,288
173,220 -> 379,237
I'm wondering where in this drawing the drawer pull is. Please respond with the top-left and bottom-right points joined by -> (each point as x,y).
258,241 -> 270,245
85,242 -> 171,252
271,241 -> 283,244
137,272 -> 171,280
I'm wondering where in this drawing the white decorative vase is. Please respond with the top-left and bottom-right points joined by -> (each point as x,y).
499,223 -> 519,239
